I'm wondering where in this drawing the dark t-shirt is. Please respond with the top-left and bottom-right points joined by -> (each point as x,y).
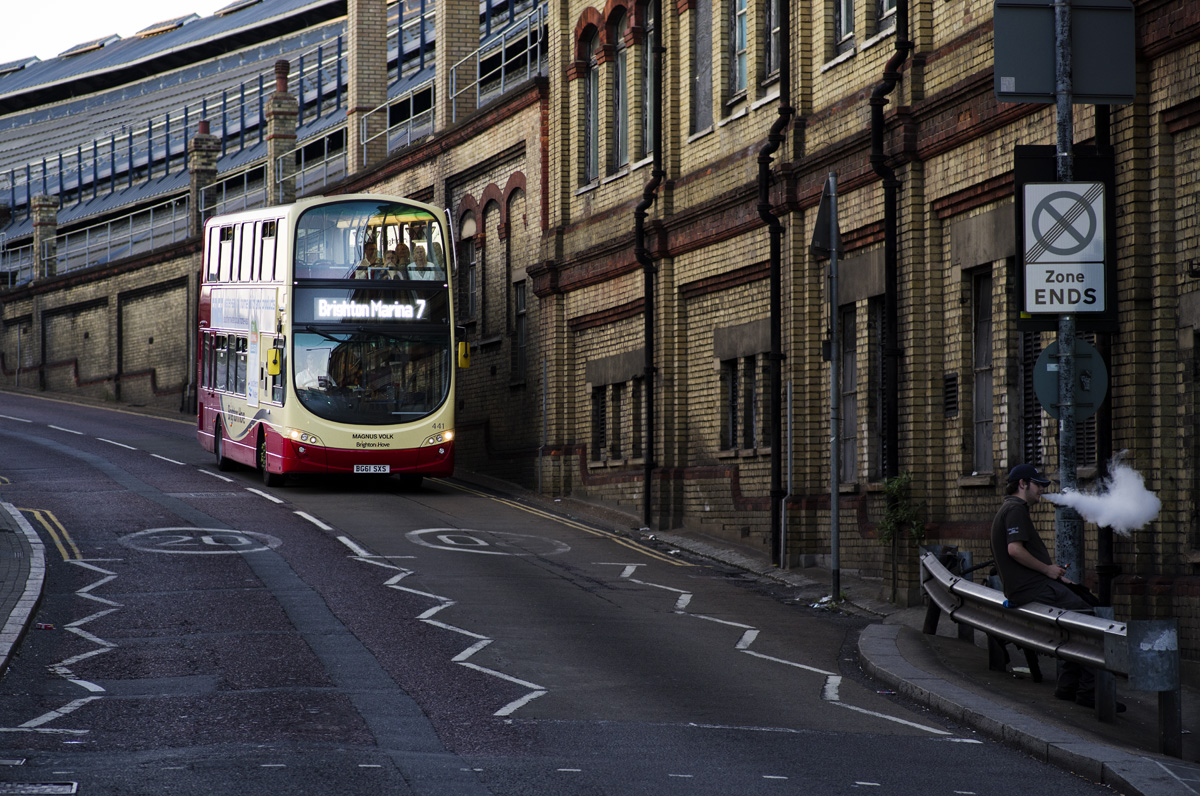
990,495 -> 1053,605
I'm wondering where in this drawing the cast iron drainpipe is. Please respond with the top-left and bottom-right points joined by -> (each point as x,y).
758,0 -> 793,566
871,2 -> 911,591
634,0 -> 666,529
871,3 -> 912,488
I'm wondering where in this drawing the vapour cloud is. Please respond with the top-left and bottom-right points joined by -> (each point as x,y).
1041,454 -> 1161,536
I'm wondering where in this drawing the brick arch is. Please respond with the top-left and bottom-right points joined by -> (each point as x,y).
478,183 -> 505,221
627,0 -> 647,31
502,174 -> 528,239
603,0 -> 632,31
480,197 -> 503,246
502,172 -> 526,206
455,194 -> 479,235
570,8 -> 605,79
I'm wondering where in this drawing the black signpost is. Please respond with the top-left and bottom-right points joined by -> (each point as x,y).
994,0 -> 1133,596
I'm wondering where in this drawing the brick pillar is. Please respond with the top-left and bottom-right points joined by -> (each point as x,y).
435,0 -> 479,129
347,0 -> 388,173
265,61 -> 299,205
188,120 -> 221,236
31,194 -> 59,281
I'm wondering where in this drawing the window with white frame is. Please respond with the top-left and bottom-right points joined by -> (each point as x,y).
876,0 -> 896,30
640,0 -> 657,159
691,0 -> 713,132
459,213 -> 478,323
613,10 -> 630,170
763,0 -> 780,79
584,30 -> 601,183
730,0 -> 748,98
834,0 -> 855,55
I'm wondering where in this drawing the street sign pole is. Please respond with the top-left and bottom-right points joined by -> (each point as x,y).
828,173 -> 841,602
1054,0 -> 1084,578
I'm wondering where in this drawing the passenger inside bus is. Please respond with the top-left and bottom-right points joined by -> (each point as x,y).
383,243 -> 411,279
407,246 -> 442,280
352,241 -> 380,279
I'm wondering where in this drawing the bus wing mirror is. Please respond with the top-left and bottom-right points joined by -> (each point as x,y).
266,347 -> 282,377
457,341 -> 470,369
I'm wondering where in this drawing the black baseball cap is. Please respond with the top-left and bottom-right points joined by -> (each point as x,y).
1007,463 -> 1051,485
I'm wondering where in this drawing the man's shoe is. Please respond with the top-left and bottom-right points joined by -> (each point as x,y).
1075,693 -> 1127,713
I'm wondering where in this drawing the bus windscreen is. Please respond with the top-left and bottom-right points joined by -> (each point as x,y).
293,330 -> 451,425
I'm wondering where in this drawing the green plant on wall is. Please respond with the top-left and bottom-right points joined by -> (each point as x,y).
877,470 -> 926,547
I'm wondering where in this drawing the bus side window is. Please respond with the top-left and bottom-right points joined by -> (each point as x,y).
235,336 -> 249,396
206,228 -> 220,281
240,222 -> 254,281
264,337 -> 285,404
219,227 -> 234,282
215,334 -> 229,390
201,333 -> 210,389
262,220 -> 278,281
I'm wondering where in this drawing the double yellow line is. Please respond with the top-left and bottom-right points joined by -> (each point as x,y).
20,508 -> 81,561
437,481 -> 690,567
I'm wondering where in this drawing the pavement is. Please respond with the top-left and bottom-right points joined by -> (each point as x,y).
2,455 -> 1199,795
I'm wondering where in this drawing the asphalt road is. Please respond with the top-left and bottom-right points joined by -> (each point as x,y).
0,393 -> 1117,795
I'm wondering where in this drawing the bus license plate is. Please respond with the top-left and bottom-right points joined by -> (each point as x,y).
354,465 -> 390,474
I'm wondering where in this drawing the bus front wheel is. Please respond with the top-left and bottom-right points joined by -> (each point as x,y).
258,432 -> 286,488
214,421 -> 234,472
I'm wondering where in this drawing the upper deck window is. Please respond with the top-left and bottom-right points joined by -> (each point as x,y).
295,200 -> 447,282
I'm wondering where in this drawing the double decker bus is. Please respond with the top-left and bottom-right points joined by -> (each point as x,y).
197,194 -> 466,487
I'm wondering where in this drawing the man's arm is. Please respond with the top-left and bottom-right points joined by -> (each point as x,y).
1007,541 -> 1070,582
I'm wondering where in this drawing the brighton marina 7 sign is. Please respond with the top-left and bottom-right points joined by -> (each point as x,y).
1023,181 -> 1107,313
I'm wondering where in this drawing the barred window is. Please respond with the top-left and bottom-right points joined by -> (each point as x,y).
840,306 -> 857,483
591,385 -> 607,461
972,270 -> 994,474
721,354 -> 761,450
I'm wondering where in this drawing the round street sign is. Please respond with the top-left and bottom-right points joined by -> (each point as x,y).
1033,339 -> 1108,421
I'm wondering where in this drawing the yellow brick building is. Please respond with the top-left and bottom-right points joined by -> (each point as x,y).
2,0 -> 1198,673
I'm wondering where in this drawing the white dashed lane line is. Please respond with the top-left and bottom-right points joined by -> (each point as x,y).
48,425 -> 84,435
151,454 -> 186,466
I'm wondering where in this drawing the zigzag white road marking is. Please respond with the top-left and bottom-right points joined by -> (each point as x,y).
338,538 -> 547,717
1,561 -> 120,734
609,565 -> 951,736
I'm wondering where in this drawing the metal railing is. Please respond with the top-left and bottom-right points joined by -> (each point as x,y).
1,240 -> 34,288
201,165 -> 269,218
449,4 -> 549,124
276,128 -> 348,202
48,195 -> 190,277
360,80 -> 435,164
920,549 -> 1183,757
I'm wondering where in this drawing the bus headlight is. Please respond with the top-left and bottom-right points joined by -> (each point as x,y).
287,428 -> 324,446
424,430 -> 454,446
